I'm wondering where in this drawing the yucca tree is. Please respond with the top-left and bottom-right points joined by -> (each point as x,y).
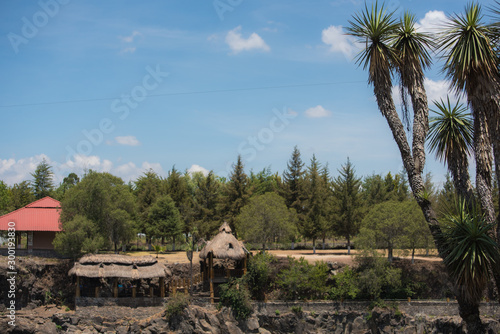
441,201 -> 500,333
347,2 -> 444,252
428,97 -> 475,204
392,12 -> 434,176
439,3 -> 500,228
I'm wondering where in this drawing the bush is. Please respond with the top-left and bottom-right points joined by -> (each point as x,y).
244,251 -> 277,300
355,256 -> 402,299
165,293 -> 190,320
219,278 -> 253,320
329,266 -> 359,300
276,257 -> 329,300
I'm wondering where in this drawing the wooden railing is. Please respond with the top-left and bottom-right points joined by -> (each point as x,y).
169,273 -> 204,294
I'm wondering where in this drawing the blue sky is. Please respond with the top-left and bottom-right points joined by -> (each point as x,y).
0,0 -> 495,187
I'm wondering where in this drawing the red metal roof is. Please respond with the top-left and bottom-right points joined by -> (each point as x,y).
0,196 -> 62,232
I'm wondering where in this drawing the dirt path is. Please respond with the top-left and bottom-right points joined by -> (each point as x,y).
126,249 -> 441,266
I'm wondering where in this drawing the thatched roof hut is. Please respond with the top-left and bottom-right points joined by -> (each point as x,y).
199,222 -> 249,261
68,254 -> 171,279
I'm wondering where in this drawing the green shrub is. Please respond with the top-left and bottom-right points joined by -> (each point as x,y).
219,278 -> 253,320
244,251 -> 277,300
330,266 -> 359,300
355,257 -> 402,300
291,306 -> 302,314
277,257 -> 329,300
275,309 -> 280,316
165,293 -> 190,320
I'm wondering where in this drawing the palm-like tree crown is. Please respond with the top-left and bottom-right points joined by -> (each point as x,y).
346,2 -> 399,86
392,12 -> 434,85
439,3 -> 498,93
441,201 -> 500,304
428,97 -> 473,165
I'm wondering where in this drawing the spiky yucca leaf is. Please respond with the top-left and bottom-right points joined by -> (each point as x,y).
439,3 -> 498,93
346,1 -> 399,85
428,97 -> 473,165
441,201 -> 500,304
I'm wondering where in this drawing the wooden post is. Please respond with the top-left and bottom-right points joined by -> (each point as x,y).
113,279 -> 118,298
160,277 -> 165,298
75,276 -> 80,298
95,287 -> 100,298
150,287 -> 154,297
173,279 -> 177,295
132,286 -> 136,298
210,279 -> 214,304
243,255 -> 248,275
209,252 -> 214,279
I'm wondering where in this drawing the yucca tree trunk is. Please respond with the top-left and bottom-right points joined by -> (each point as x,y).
372,75 -> 445,255
447,157 -> 475,205
456,294 -> 484,334
406,78 -> 428,176
468,80 -> 500,302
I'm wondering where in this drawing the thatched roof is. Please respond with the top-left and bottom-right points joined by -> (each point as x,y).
68,254 -> 171,279
199,222 -> 249,261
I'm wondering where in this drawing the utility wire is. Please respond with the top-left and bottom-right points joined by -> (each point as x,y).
0,80 -> 365,108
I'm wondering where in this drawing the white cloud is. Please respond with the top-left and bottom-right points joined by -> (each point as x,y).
0,153 -> 167,187
321,25 -> 360,60
225,26 -> 270,54
416,10 -> 448,34
0,154 -> 48,185
119,30 -> 141,43
305,105 -> 332,118
115,136 -> 140,146
120,47 -> 136,54
188,164 -> 209,176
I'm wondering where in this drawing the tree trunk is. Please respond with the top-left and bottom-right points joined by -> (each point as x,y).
291,241 -> 295,250
411,248 -> 415,265
388,246 -> 393,263
347,237 -> 351,255
312,238 -> 316,254
456,294 -> 484,334
172,236 -> 176,252
322,236 -> 326,250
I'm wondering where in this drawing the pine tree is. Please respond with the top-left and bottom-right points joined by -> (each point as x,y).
194,171 -> 222,240
302,155 -> 328,253
31,159 -> 54,199
134,170 -> 163,249
9,181 -> 35,210
222,156 -> 250,235
282,146 -> 306,243
166,166 -> 194,236
332,158 -> 363,255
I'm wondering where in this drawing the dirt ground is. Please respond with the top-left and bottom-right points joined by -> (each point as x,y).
126,249 -> 442,267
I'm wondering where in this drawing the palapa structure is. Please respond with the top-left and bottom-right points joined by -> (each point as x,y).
199,222 -> 250,302
69,254 -> 171,299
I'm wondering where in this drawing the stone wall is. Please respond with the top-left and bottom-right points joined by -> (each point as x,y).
75,297 -> 165,308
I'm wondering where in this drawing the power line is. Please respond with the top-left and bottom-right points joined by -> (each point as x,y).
0,80 -> 365,108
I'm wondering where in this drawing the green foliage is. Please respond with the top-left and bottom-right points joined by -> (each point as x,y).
355,256 -> 403,300
331,158 -> 363,253
148,194 -> 183,251
222,155 -> 251,234
9,180 -> 35,210
165,293 -> 191,320
249,167 -> 280,195
281,146 -> 306,223
277,257 -> 329,300
219,278 -> 253,320
0,180 -> 11,215
53,215 -> 105,258
291,306 -> 302,314
56,171 -> 136,256
237,192 -> 297,250
275,309 -> 280,316
193,171 -> 222,240
440,201 -> 500,304
244,251 -> 277,300
134,170 -> 163,237
329,266 -> 359,300
31,159 -> 54,199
